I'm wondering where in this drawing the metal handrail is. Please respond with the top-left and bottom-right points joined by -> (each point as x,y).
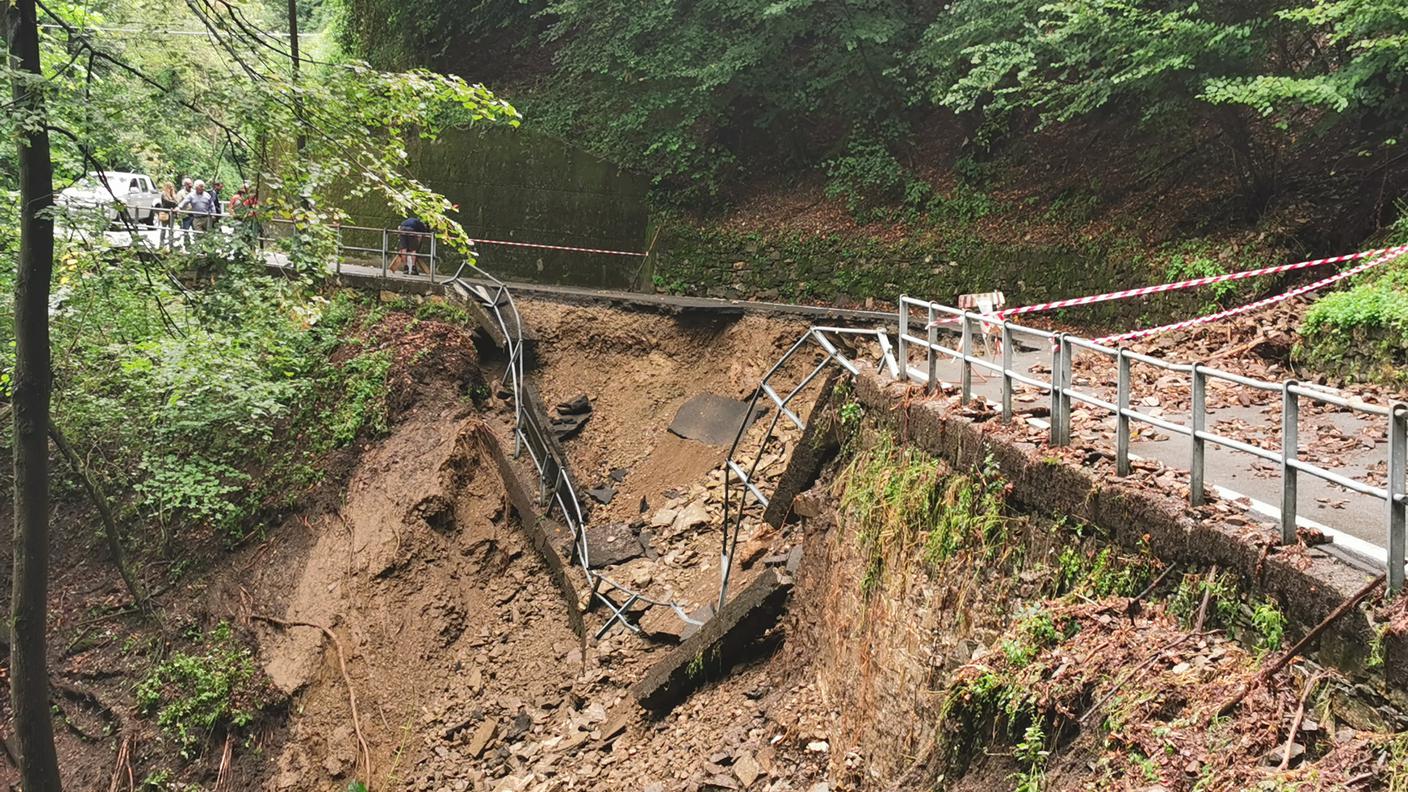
446,270 -> 699,639
897,295 -> 1407,591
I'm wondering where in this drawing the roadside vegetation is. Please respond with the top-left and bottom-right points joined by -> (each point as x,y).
0,0 -> 516,788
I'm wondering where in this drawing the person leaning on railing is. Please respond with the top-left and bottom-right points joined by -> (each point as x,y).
391,216 -> 431,275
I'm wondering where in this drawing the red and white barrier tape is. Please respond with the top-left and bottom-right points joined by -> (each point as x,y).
470,237 -> 648,257
996,244 -> 1408,319
1092,247 -> 1408,345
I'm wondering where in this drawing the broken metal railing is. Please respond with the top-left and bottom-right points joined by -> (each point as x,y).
897,296 -> 1407,592
718,326 -> 899,607
450,271 -> 700,639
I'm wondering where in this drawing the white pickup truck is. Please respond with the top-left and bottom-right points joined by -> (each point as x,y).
57,171 -> 162,225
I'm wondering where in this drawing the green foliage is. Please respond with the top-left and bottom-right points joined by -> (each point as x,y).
334,0 -> 1408,212
1011,718 -> 1049,792
837,430 -> 1011,595
1164,253 -> 1237,313
1300,218 -> 1408,382
824,135 -> 932,223
838,401 -> 864,431
328,350 -> 394,446
0,239 -> 399,553
1250,598 -> 1286,653
922,456 -> 1008,566
135,623 -> 270,757
1169,569 -> 1241,629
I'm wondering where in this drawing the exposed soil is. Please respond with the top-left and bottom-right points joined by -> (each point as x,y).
516,301 -> 809,524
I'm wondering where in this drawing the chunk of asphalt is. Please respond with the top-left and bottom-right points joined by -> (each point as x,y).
610,467 -> 629,482
556,394 -> 592,416
629,569 -> 792,713
587,485 -> 616,505
668,393 -> 766,446
584,522 -> 646,568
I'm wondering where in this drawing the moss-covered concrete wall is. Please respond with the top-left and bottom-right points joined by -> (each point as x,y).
342,125 -> 650,288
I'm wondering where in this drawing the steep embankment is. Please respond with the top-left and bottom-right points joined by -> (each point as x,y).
768,413 -> 1407,790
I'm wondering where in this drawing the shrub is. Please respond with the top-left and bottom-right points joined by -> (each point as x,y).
135,623 -> 272,756
824,134 -> 935,224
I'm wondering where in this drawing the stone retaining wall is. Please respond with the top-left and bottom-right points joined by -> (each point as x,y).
851,369 -> 1407,708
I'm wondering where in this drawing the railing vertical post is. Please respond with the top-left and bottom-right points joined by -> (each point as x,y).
1281,381 -> 1300,544
1389,403 -> 1407,592
1116,350 -> 1131,477
897,297 -> 909,383
960,313 -> 973,405
1190,363 -> 1207,506
1049,335 -> 1064,446
429,234 -> 438,285
380,228 -> 389,278
1057,335 -> 1074,446
335,225 -> 344,276
926,303 -> 938,395
1000,322 -> 1013,423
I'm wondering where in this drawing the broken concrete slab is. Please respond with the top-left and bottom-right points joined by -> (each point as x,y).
550,412 -> 590,441
762,370 -> 842,527
629,569 -> 792,713
584,523 -> 646,569
470,424 -> 586,643
669,393 -> 766,446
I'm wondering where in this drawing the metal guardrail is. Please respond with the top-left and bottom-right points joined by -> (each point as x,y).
719,325 -> 899,606
897,296 -> 1407,591
92,205 -> 453,283
449,274 -> 700,639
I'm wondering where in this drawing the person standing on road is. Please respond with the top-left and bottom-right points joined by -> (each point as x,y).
229,184 -> 261,246
209,181 -> 225,227
174,177 -> 195,246
390,216 -> 431,275
177,180 -> 217,247
155,182 -> 178,249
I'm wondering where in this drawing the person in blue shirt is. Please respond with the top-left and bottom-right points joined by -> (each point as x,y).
391,217 -> 432,275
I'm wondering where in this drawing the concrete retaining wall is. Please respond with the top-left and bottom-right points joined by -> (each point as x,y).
339,126 -> 650,289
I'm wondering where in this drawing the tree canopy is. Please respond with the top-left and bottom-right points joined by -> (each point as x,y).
334,0 -> 1408,212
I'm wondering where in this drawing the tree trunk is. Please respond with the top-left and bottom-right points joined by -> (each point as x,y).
288,0 -> 306,157
48,423 -> 151,614
6,1 -> 63,789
